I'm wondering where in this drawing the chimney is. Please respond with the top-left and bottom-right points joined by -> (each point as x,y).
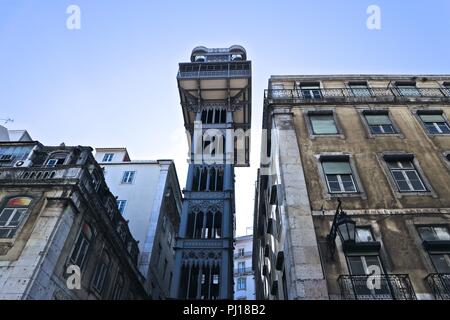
0,125 -> 10,142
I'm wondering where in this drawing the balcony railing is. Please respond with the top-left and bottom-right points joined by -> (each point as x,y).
234,252 -> 253,259
338,274 -> 417,300
426,273 -> 450,300
178,69 -> 251,79
264,87 -> 450,104
234,267 -> 253,275
0,166 -> 83,181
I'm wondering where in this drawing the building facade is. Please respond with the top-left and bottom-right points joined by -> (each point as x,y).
94,148 -> 182,299
0,135 -> 147,299
234,234 -> 255,300
254,75 -> 450,300
171,46 -> 252,299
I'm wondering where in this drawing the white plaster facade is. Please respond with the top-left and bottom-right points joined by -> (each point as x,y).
234,234 -> 255,300
94,148 -> 182,299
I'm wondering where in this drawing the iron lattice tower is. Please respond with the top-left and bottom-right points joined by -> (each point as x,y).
171,46 -> 252,299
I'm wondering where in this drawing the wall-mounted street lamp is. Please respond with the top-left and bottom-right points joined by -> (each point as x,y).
326,199 -> 356,258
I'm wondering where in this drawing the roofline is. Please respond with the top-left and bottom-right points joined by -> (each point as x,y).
270,74 -> 450,80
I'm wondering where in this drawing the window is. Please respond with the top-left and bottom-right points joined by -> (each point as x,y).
418,226 -> 450,241
396,82 -> 421,97
237,277 -> 246,290
0,146 -> 33,167
0,197 -> 32,238
347,255 -> 390,298
349,82 -> 372,97
102,153 -> 114,162
364,112 -> 396,134
418,112 -> 450,134
69,222 -> 94,270
186,210 -> 222,239
418,226 -> 450,273
385,158 -> 426,192
201,108 -> 226,124
355,227 -> 375,242
116,200 -> 126,215
321,160 -> 357,193
300,83 -> 322,99
112,273 -> 124,300
121,171 -> 135,184
46,153 -> 68,167
92,252 -> 111,294
238,248 -> 245,257
238,261 -> 245,273
429,254 -> 450,273
309,113 -> 338,135
192,166 -> 224,192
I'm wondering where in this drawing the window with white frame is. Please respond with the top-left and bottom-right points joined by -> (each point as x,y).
309,112 -> 338,135
364,112 -> 396,134
237,277 -> 246,290
116,200 -> 126,215
238,248 -> 245,257
396,82 -> 421,97
0,197 -> 32,238
418,111 -> 450,134
69,222 -> 94,270
102,153 -> 114,162
92,252 -> 111,294
121,171 -> 135,184
321,159 -> 357,193
238,261 -> 245,273
385,157 -> 426,192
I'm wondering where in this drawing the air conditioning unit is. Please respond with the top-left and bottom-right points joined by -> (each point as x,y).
14,160 -> 32,167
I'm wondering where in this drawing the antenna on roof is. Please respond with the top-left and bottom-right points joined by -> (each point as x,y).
0,118 -> 14,125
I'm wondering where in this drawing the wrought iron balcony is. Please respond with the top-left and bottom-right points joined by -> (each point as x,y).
426,273 -> 450,300
234,267 -> 253,275
234,251 -> 253,259
338,274 -> 417,300
264,87 -> 450,105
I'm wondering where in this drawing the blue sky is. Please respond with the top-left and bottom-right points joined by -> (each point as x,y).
1,0 -> 450,236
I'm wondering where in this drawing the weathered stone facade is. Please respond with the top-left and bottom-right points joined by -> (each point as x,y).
0,141 -> 148,299
254,75 -> 450,300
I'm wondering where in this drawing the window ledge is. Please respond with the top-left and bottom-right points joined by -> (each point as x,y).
396,191 -> 437,198
423,240 -> 450,251
310,134 -> 345,140
328,192 -> 367,200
